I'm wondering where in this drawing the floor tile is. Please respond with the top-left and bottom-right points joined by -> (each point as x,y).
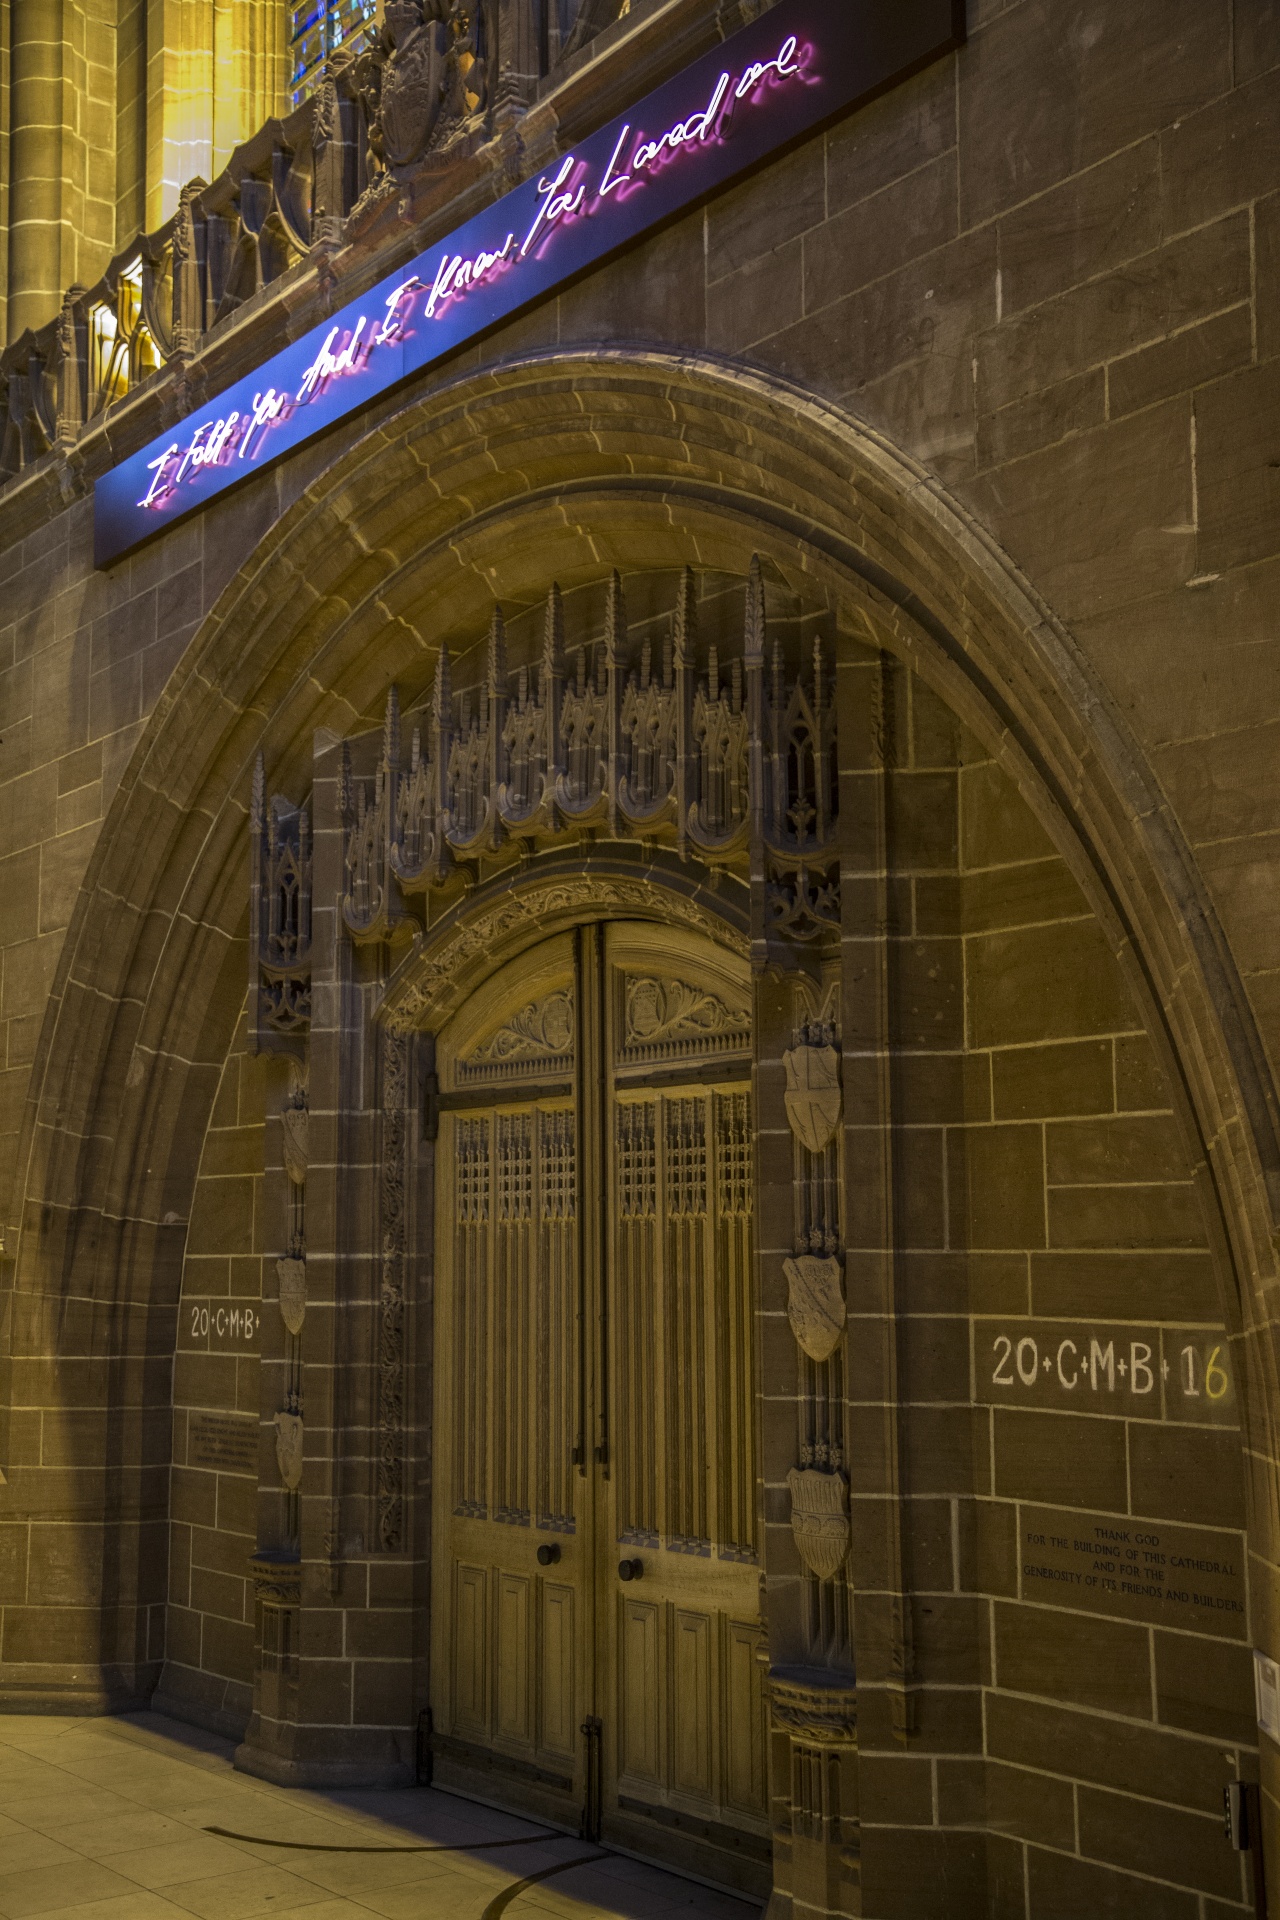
0,1832 -> 80,1876
162,1864 -> 341,1919
16,1896 -> 193,1920
0,1713 -> 763,1919
104,1834 -> 262,1888
0,1859 -> 141,1920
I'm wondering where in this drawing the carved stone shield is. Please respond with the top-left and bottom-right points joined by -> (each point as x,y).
784,1255 -> 846,1362
783,1041 -> 842,1153
281,1104 -> 308,1186
787,1466 -> 850,1581
380,7 -> 447,167
276,1255 -> 306,1337
274,1410 -> 304,1492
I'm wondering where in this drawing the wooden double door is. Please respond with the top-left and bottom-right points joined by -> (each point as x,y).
430,920 -> 770,1894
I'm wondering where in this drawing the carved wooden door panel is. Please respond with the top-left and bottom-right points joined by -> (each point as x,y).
431,934 -> 590,1826
430,921 -> 767,1892
599,925 -> 770,1895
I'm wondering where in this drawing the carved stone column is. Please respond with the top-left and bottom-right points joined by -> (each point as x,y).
770,1670 -> 860,1920
838,643 -> 916,1748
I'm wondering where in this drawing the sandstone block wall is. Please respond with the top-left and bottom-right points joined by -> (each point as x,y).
0,3 -> 1277,1913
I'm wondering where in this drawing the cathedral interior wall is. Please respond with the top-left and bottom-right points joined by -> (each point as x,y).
156,1001 -> 267,1740
0,2 -> 1277,1912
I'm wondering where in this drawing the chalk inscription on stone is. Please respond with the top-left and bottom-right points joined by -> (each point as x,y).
180,1300 -> 260,1349
980,1323 -> 1234,1422
189,1410 -> 259,1476
1020,1505 -> 1246,1639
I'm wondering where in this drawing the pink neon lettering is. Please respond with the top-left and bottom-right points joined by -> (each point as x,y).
239,388 -> 287,459
138,443 -> 180,509
521,156 -> 585,259
600,123 -> 632,198
132,32 -> 811,518
297,318 -> 369,401
376,277 -> 423,344
425,235 -> 516,319
735,34 -> 801,99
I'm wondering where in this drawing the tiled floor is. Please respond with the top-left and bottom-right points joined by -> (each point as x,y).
0,1713 -> 762,1919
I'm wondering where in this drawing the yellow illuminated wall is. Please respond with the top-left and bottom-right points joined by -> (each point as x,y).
2,0 -> 289,344
144,0 -> 290,231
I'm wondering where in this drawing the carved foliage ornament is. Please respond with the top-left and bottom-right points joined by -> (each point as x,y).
464,989 -> 575,1073
623,975 -> 749,1056
783,1037 -> 842,1153
784,1254 -> 845,1363
770,1670 -> 858,1746
788,1466 -> 850,1581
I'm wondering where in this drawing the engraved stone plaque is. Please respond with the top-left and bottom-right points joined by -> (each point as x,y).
188,1410 -> 259,1476
1020,1505 -> 1246,1639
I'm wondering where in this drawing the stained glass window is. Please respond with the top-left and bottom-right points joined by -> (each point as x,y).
290,0 -> 379,106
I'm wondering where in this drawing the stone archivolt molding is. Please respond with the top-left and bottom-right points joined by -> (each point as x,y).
380,858 -> 750,1036
11,350 -> 1275,1682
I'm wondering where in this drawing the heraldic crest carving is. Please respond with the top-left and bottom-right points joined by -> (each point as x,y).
281,1094 -> 309,1186
276,1255 -> 307,1337
784,1253 -> 846,1362
788,1465 -> 850,1581
783,1030 -> 842,1153
274,1407 -> 304,1491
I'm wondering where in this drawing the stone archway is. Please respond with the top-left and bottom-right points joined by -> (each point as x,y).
2,350 -> 1275,1866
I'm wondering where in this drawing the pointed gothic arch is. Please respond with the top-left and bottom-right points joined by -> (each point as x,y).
2,345 -> 1274,1782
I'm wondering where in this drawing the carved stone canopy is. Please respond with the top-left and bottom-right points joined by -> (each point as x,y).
770,1664 -> 858,1746
250,1548 -> 301,1606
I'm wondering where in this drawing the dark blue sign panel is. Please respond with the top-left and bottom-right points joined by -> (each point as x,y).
94,0 -> 963,566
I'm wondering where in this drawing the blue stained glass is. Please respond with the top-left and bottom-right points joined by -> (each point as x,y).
290,0 -> 379,106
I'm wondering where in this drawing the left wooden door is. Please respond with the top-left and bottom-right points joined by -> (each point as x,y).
430,933 -> 595,1825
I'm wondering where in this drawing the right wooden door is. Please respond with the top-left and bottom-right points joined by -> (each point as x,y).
597,923 -> 771,1897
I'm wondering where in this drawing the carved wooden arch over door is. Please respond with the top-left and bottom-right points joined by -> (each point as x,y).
430,918 -> 769,1897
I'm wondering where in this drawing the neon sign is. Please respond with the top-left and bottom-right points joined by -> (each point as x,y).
94,0 -> 963,566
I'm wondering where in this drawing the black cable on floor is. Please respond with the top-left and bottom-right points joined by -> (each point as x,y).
203,1821 -> 571,1854
480,1851 -> 608,1919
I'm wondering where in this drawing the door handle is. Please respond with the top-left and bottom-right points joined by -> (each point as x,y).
537,1543 -> 561,1566
618,1558 -> 644,1582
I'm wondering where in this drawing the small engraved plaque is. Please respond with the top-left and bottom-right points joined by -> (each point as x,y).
1020,1506 -> 1246,1638
188,1410 -> 259,1476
